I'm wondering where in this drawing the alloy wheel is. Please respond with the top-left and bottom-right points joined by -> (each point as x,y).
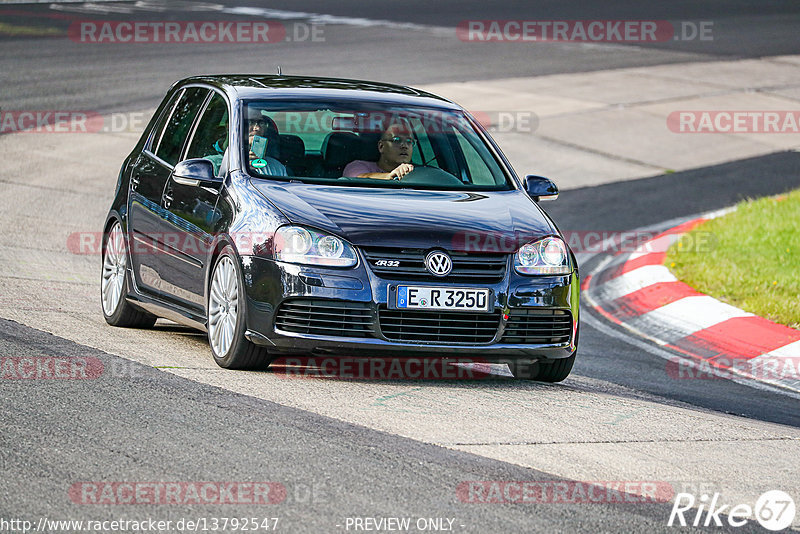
209,255 -> 239,357
101,223 -> 126,316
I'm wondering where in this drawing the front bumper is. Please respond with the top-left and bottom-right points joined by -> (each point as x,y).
239,254 -> 579,362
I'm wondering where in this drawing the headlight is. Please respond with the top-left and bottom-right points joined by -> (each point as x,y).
515,237 -> 571,275
274,226 -> 357,267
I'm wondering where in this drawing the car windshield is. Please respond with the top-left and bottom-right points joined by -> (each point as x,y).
243,101 -> 512,190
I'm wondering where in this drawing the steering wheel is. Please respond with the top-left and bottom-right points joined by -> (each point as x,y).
399,165 -> 463,186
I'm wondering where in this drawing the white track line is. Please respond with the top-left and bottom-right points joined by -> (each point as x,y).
591,264 -> 676,303
626,296 -> 754,344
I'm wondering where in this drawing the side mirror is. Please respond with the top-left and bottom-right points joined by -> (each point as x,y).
525,175 -> 559,201
173,158 -> 221,187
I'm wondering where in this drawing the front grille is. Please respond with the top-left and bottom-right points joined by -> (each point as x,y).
275,299 -> 373,338
274,301 -> 572,345
378,308 -> 501,343
362,247 -> 507,282
501,309 -> 572,344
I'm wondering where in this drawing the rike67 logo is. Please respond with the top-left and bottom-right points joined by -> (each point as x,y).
668,490 -> 795,530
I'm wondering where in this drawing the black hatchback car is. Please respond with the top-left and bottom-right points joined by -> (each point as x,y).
101,75 -> 579,381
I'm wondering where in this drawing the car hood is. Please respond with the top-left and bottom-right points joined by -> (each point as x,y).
250,181 -> 556,251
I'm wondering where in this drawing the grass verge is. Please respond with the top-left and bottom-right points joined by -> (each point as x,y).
665,189 -> 800,330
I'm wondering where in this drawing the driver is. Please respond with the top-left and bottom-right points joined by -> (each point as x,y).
342,121 -> 415,180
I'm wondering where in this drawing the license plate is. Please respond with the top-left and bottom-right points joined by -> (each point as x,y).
396,286 -> 491,312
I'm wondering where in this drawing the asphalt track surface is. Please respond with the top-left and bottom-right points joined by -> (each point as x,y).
1,1 -> 800,532
4,319 -> 762,534
3,0 -> 800,112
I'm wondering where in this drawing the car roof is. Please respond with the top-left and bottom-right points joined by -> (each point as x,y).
177,75 -> 462,110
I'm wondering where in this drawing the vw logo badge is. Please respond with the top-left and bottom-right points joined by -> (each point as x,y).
425,251 -> 452,276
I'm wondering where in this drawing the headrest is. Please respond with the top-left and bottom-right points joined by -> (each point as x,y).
279,134 -> 305,167
322,132 -> 361,169
357,132 -> 381,161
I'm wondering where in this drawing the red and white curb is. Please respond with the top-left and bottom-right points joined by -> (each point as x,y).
584,209 -> 800,394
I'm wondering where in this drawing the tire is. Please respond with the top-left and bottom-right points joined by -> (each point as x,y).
510,352 -> 576,382
507,359 -> 540,380
101,221 -> 157,328
208,246 -> 275,370
535,351 -> 576,382
512,320 -> 579,382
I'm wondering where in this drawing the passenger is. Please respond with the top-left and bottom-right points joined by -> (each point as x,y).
342,121 -> 415,180
202,125 -> 228,175
247,113 -> 287,177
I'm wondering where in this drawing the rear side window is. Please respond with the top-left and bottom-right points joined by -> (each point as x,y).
146,91 -> 181,153
186,93 -> 229,176
153,87 -> 208,166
